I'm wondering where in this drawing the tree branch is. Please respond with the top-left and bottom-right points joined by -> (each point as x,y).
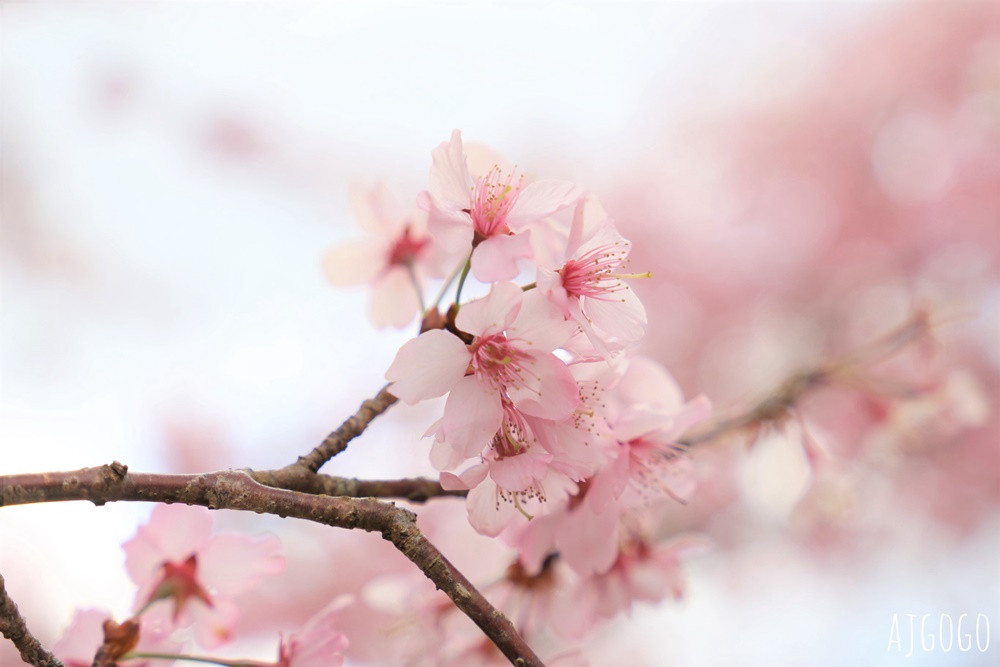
0,573 -> 64,667
251,469 -> 466,502
293,385 -> 398,473
0,464 -> 541,667
681,311 -> 933,446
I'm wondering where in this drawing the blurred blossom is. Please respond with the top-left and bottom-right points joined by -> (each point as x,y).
122,505 -> 285,649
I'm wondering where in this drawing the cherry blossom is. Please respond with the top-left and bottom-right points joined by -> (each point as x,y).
551,533 -> 710,639
537,197 -> 649,357
437,358 -> 617,538
440,448 -> 578,537
323,183 -> 439,328
122,504 -> 285,649
418,130 -> 583,282
588,356 -> 712,508
386,281 -> 579,461
512,482 -> 622,578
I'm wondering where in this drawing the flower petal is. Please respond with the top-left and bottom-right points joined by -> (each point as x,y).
199,533 -> 285,597
321,240 -> 385,286
470,232 -> 534,282
509,289 -> 578,352
514,513 -> 560,575
556,503 -> 620,576
428,129 -> 474,208
508,353 -> 579,421
349,182 -> 405,236
440,463 -> 489,490
506,180 -> 584,230
430,434 -> 467,471
369,268 -> 420,329
425,202 -> 474,253
466,478 -> 517,537
123,505 -> 213,588
584,285 -> 647,342
659,395 -> 712,441
442,376 -> 503,459
616,356 -> 683,412
189,597 -> 240,649
536,267 -> 571,317
384,330 -> 470,404
455,281 -> 523,337
488,449 -> 553,492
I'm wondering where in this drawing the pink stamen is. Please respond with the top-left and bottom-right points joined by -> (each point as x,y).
558,241 -> 636,301
468,333 -> 540,393
468,165 -> 524,241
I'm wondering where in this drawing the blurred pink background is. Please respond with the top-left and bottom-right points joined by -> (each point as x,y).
2,3 -> 998,666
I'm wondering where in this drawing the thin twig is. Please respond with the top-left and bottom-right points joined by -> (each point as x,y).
294,385 -> 398,473
681,312 -> 933,447
0,574 -> 65,667
0,465 -> 542,667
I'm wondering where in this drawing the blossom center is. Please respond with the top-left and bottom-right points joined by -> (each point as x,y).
145,553 -> 214,621
624,435 -> 689,503
559,240 -> 649,300
560,245 -> 624,299
387,224 -> 429,267
468,165 -> 524,240
469,334 -> 535,392
491,399 -> 534,459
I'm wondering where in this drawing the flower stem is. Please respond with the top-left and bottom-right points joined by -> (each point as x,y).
132,598 -> 157,618
453,256 -> 473,308
428,251 -> 473,313
405,263 -> 426,313
125,652 -> 275,667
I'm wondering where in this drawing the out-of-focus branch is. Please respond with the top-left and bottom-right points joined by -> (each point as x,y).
0,574 -> 64,667
293,385 -> 398,473
0,464 -> 541,667
682,311 -> 933,446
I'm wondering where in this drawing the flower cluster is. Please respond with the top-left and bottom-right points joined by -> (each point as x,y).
328,130 -> 712,632
53,131 -> 712,667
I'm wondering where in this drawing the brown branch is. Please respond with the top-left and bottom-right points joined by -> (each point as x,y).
680,368 -> 825,446
681,311 -> 933,447
294,385 -> 398,473
0,464 -> 541,667
251,469 -> 467,502
0,574 -> 64,667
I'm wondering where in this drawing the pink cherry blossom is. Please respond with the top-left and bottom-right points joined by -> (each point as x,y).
588,356 -> 712,508
430,357 -> 621,537
277,597 -> 351,667
513,482 -> 622,578
386,282 -> 579,461
551,533 -> 710,639
508,356 -> 710,575
122,504 -> 285,649
419,130 -> 583,282
537,197 -> 649,356
323,183 -> 438,328
440,441 -> 578,537
432,338 -> 620,538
